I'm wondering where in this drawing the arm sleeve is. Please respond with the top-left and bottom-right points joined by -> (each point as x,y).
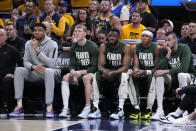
23,42 -> 33,70
86,46 -> 99,73
69,45 -> 77,71
51,16 -> 66,37
169,45 -> 192,75
120,6 -> 130,21
178,84 -> 196,95
37,42 -> 58,68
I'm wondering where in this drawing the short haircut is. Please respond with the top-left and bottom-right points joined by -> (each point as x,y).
189,20 -> 196,24
157,27 -> 166,32
138,0 -> 148,4
25,0 -> 36,7
132,10 -> 143,18
98,29 -> 107,36
165,31 -> 177,38
5,22 -> 16,29
45,0 -> 56,5
74,24 -> 87,32
109,28 -> 120,37
12,8 -> 22,16
34,23 -> 46,31
101,0 -> 112,5
181,23 -> 189,27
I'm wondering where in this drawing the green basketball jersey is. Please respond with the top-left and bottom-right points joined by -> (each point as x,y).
136,42 -> 157,70
158,43 -> 195,75
69,40 -> 99,73
104,42 -> 126,70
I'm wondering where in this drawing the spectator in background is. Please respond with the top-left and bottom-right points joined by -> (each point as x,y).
180,23 -> 190,40
120,10 -> 146,46
5,23 -> 25,57
179,21 -> 196,65
17,0 -> 39,16
0,18 -> 4,28
88,0 -> 100,22
67,9 -> 93,41
137,0 -> 157,33
16,0 -> 37,42
37,0 -> 66,47
96,29 -> 107,47
154,28 -> 166,46
0,29 -> 23,116
9,23 -> 59,118
160,19 -> 174,32
58,1 -> 74,28
58,1 -> 74,43
10,9 -> 22,26
4,9 -> 22,27
111,0 -> 130,26
95,0 -> 121,34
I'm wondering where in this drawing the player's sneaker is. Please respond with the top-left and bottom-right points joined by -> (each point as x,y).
78,108 -> 91,119
88,106 -> 101,119
9,106 -> 24,117
129,108 -> 141,119
160,112 -> 179,123
46,110 -> 54,118
172,115 -> 196,125
59,108 -> 70,118
141,109 -> 152,120
110,107 -> 124,119
151,109 -> 164,120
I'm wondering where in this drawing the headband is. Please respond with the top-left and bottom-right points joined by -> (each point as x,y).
142,30 -> 153,38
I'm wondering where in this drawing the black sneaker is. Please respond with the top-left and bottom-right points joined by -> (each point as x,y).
0,104 -> 8,117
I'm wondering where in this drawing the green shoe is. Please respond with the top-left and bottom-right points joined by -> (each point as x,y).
129,109 -> 141,119
141,109 -> 152,120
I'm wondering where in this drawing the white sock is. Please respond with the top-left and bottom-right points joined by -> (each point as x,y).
61,81 -> 70,109
84,105 -> 90,110
174,108 -> 184,117
134,105 -> 140,110
93,100 -> 99,109
156,78 -> 165,111
17,99 -> 22,107
118,99 -> 125,110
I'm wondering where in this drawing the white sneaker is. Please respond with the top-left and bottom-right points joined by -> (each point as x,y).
182,110 -> 189,117
88,107 -> 101,119
151,110 -> 164,120
59,108 -> 70,118
172,116 -> 196,125
78,108 -> 91,119
110,107 -> 124,119
160,112 -> 179,124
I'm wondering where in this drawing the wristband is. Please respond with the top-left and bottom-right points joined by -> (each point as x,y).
146,70 -> 152,75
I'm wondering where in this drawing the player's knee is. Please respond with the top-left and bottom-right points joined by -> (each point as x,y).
62,73 -> 70,82
177,73 -> 186,81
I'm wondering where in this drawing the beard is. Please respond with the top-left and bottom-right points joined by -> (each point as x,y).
34,35 -> 44,41
109,40 -> 118,47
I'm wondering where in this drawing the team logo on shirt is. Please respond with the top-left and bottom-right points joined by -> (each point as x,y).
168,57 -> 181,68
107,53 -> 122,66
76,51 -> 90,66
129,32 -> 139,39
139,53 -> 154,67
